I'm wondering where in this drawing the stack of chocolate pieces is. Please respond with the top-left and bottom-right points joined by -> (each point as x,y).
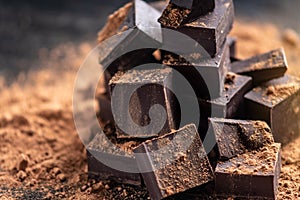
87,0 -> 300,199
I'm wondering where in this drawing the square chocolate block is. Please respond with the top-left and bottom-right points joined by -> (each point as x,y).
87,133 -> 142,186
185,73 -> 252,138
245,75 -> 300,145
231,48 -> 288,85
215,143 -> 282,199
158,0 -> 215,28
205,73 -> 252,119
99,0 -> 162,76
109,68 -> 178,138
134,124 -> 214,200
208,118 -> 274,160
163,41 -> 230,99
160,0 -> 234,57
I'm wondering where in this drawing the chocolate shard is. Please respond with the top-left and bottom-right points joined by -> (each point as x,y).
133,124 -> 214,200
215,143 -> 282,199
158,0 -> 215,28
109,67 -> 178,139
244,75 -> 300,145
87,133 -> 142,186
208,118 -> 274,160
163,41 -> 230,99
231,48 -> 288,85
99,0 -> 162,77
160,0 -> 234,57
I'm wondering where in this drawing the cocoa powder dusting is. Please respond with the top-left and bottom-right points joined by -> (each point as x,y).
158,3 -> 191,28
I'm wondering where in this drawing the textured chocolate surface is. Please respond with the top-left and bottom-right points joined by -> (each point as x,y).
161,0 -> 234,57
87,134 -> 142,186
231,48 -> 288,85
163,41 -> 230,99
209,118 -> 274,160
245,75 -> 300,145
134,124 -> 214,200
215,143 -> 282,199
182,73 -> 252,138
158,0 -> 215,28
109,68 -> 178,138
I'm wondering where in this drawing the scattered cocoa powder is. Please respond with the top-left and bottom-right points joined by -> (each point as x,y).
158,3 -> 191,28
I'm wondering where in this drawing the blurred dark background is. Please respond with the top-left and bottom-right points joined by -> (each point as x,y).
0,0 -> 299,82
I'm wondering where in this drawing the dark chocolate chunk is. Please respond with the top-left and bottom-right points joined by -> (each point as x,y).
163,41 -> 230,99
245,75 -> 300,145
231,48 -> 288,85
227,36 -> 237,63
134,124 -> 214,200
208,118 -> 274,160
99,0 -> 162,76
215,143 -> 282,199
182,73 -> 252,138
96,94 -> 113,125
158,0 -> 215,28
87,133 -> 142,186
160,0 -> 234,57
109,68 -> 178,138
206,73 -> 252,119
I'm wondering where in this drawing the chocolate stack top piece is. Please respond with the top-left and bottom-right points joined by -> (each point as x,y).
158,0 -> 215,27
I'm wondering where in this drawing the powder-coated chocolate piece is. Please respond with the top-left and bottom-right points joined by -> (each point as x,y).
134,124 -> 214,200
182,73 -> 252,138
99,0 -> 162,77
231,48 -> 288,85
206,73 -> 252,119
158,0 -> 215,28
245,75 -> 300,145
215,143 -> 282,199
163,41 -> 230,99
208,118 -> 274,160
87,133 -> 142,186
160,0 -> 234,57
109,68 -> 178,138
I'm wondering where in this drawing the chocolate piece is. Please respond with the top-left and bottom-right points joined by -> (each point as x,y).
206,73 -> 252,119
96,94 -> 113,125
245,75 -> 300,145
160,0 -> 234,57
163,41 -> 230,99
215,143 -> 282,199
134,124 -> 214,200
227,36 -> 237,63
158,0 -> 215,28
87,133 -> 142,186
231,48 -> 288,85
99,0 -> 162,76
209,118 -> 274,160
109,68 -> 178,138
183,73 -> 252,138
